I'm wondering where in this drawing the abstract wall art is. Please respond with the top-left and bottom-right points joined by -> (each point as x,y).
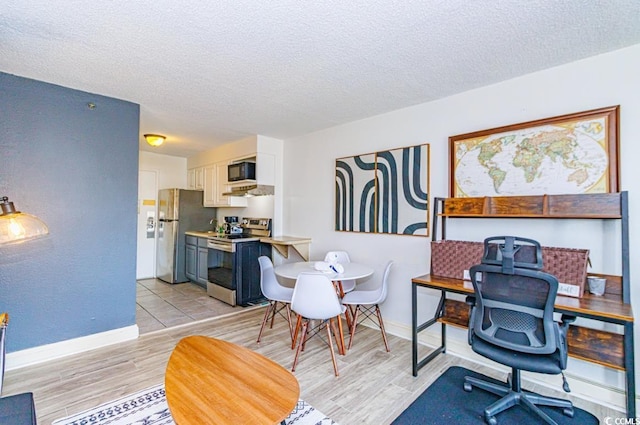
335,143 -> 430,236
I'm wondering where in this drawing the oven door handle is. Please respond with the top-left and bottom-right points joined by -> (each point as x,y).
207,240 -> 235,253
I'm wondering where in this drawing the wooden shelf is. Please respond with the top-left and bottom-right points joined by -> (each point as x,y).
436,298 -> 626,370
440,193 -> 622,219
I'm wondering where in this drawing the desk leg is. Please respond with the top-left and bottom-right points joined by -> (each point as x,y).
412,283 -> 447,376
412,282 -> 418,376
624,321 -> 636,417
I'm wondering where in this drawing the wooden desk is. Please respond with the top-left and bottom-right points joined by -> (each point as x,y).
411,274 -> 635,417
165,335 -> 300,425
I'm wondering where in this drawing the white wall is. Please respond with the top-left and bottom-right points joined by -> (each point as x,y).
282,44 -> 640,409
139,151 -> 187,189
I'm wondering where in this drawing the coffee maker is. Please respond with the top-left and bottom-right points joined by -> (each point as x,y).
223,216 -> 240,234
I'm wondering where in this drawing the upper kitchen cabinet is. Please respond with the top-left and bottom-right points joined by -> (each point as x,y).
187,134 -> 282,210
204,160 -> 248,207
188,166 -> 204,190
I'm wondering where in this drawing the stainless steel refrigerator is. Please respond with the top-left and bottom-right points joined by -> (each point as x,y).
156,189 -> 215,283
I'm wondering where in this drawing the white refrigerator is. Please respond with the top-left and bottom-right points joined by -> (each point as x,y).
156,189 -> 215,283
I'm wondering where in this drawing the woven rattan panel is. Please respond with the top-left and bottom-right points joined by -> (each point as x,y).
430,240 -> 589,297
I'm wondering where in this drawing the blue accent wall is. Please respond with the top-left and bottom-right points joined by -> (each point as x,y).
0,72 -> 139,352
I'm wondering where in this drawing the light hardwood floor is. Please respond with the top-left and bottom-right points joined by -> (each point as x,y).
4,307 -> 623,424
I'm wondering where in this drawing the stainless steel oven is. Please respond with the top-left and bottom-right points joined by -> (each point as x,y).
204,217 -> 272,306
206,238 -> 236,305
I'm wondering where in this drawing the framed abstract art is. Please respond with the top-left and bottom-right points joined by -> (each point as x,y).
335,143 -> 430,236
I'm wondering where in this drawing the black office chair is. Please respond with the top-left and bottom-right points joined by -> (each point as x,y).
464,236 -> 575,425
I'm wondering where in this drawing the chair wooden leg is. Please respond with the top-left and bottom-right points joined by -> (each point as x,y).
269,301 -> 278,329
329,318 -> 342,355
336,313 -> 345,355
292,320 -> 309,372
291,314 -> 302,350
285,304 -> 294,341
375,304 -> 390,352
326,319 -> 339,376
257,301 -> 275,343
348,305 -> 360,350
344,304 -> 353,332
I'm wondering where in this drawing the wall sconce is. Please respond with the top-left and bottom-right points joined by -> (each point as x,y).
144,134 -> 166,147
0,197 -> 49,245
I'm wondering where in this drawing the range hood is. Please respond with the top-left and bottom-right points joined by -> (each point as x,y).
222,184 -> 275,197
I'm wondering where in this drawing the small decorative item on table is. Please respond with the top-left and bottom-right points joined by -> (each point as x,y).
587,276 -> 606,296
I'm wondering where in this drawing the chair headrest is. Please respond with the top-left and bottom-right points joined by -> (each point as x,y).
481,236 -> 543,274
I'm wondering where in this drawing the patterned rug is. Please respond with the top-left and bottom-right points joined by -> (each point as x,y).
52,384 -> 337,425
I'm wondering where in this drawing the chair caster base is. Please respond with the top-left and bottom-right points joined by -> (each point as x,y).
484,413 -> 497,425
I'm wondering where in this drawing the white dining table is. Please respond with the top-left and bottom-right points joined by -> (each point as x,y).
274,261 -> 374,283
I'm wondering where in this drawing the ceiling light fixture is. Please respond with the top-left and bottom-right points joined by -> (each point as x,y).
0,196 -> 49,245
144,134 -> 166,147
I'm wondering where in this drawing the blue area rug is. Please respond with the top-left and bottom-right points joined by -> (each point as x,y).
52,384 -> 338,425
392,366 -> 598,424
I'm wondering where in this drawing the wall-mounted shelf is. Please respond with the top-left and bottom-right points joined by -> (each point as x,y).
440,193 -> 622,219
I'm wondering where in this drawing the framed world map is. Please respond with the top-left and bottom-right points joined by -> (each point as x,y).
449,106 -> 619,198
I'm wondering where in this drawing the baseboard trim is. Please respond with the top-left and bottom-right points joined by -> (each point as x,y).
378,318 -> 627,413
6,325 -> 139,371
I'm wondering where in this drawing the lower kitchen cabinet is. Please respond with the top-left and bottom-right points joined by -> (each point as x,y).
234,241 -> 272,305
185,236 -> 209,288
185,243 -> 197,281
196,245 -> 209,286
185,235 -> 271,305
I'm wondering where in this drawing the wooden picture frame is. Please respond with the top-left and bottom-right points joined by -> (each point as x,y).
449,106 -> 620,198
335,143 -> 430,236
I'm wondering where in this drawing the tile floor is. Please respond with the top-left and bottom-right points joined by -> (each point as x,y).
136,278 -> 255,334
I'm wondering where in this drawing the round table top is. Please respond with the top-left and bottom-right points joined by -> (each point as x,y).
275,261 -> 374,281
165,335 -> 299,425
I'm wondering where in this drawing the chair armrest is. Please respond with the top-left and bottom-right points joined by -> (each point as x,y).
559,314 -> 577,334
465,296 -> 476,345
556,314 -> 576,369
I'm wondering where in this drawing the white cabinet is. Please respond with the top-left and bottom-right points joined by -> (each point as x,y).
188,167 -> 204,190
203,165 -> 216,207
203,161 -> 247,207
215,160 -> 248,207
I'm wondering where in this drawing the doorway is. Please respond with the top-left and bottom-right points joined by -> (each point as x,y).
136,169 -> 158,279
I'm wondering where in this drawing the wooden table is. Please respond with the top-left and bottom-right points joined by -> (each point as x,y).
165,335 -> 300,425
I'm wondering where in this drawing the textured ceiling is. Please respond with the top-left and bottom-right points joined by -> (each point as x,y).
2,1 -> 640,157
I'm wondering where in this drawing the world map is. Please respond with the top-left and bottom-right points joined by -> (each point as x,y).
453,118 -> 610,197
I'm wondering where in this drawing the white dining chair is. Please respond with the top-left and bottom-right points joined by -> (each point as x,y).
291,272 -> 346,376
341,261 -> 393,352
256,256 -> 294,344
324,251 -> 356,293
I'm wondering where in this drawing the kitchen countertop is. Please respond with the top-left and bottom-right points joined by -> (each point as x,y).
185,231 -> 261,242
185,230 -> 220,238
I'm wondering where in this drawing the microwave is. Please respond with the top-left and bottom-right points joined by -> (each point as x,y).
228,161 -> 256,182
